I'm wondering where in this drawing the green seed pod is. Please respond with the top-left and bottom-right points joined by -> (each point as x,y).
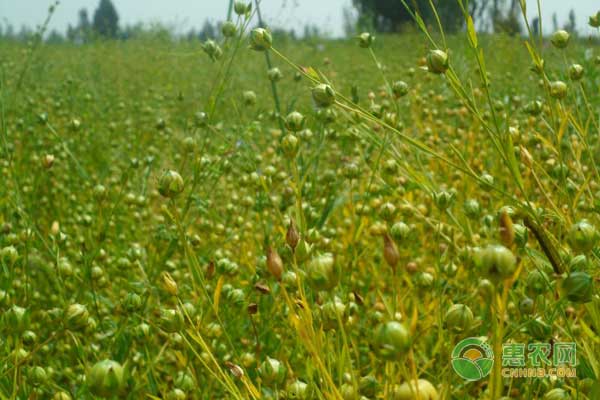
390,222 -> 411,243
311,84 -> 336,108
426,49 -> 449,74
373,321 -> 411,361
550,30 -> 570,48
226,288 -> 245,306
243,90 -> 257,106
295,239 -> 312,262
93,184 -> 107,202
158,170 -> 184,198
519,297 -> 535,315
544,388 -> 571,400
524,100 -> 543,115
357,32 -> 374,48
221,20 -> 237,37
161,271 -> 178,296
286,379 -> 311,399
568,254 -> 588,271
379,202 -> 396,221
0,290 -> 9,307
134,323 -> 151,340
340,383 -> 358,400
234,1 -> 251,16
441,262 -> 458,278
359,375 -> 379,397
383,158 -> 398,174
549,81 -> 567,99
479,173 -> 495,191
513,223 -> 528,248
174,371 -> 195,391
392,81 -> 409,98
392,379 -> 438,400
267,67 -> 282,82
64,303 -> 89,331
195,111 -> 208,127
307,253 -> 338,290
526,269 -> 551,295
281,134 -> 299,158
28,366 -> 48,387
590,12 -> 600,28
478,278 -> 494,299
87,359 -> 126,398
258,357 -> 286,385
342,161 -> 360,179
320,297 -> 347,330
414,271 -> 434,289
241,352 -> 256,368
182,302 -> 196,318
158,308 -> 184,333
527,317 -> 552,340
568,64 -> 584,81
202,40 -> 222,61
4,305 -> 30,334
122,293 -> 142,312
182,136 -> 196,152
562,271 -> 593,303
22,330 -> 37,346
285,111 -> 305,132
463,199 -> 481,219
433,190 -> 455,210
444,304 -> 474,333
52,392 -> 72,400
250,28 -> 272,51
166,389 -> 187,400
0,245 -> 18,264
568,220 -> 598,253
475,244 -> 517,281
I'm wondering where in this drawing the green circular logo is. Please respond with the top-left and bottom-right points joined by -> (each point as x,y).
451,337 -> 494,381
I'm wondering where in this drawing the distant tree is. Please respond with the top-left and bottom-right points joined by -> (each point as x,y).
351,0 -> 473,33
531,17 -> 539,36
46,29 -> 65,44
552,13 -> 558,32
73,8 -> 93,42
3,24 -> 15,39
198,20 -> 216,41
67,24 -> 76,41
93,0 -> 119,38
119,23 -> 145,40
186,29 -> 198,42
79,8 -> 91,31
564,9 -> 576,33
492,0 -> 521,36
303,24 -> 321,39
17,25 -> 34,41
342,6 -> 359,36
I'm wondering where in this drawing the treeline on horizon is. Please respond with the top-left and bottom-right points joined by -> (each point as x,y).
0,0 -> 588,44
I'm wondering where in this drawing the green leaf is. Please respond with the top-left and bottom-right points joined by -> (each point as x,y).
414,12 -> 427,33
505,130 -> 525,192
305,66 -> 319,81
467,16 -> 478,48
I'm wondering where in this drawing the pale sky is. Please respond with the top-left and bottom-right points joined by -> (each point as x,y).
0,0 -> 597,37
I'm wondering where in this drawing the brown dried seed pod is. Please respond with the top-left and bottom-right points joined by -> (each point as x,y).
266,247 -> 283,281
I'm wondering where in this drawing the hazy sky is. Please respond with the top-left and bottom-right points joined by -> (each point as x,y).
0,0 -> 597,37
